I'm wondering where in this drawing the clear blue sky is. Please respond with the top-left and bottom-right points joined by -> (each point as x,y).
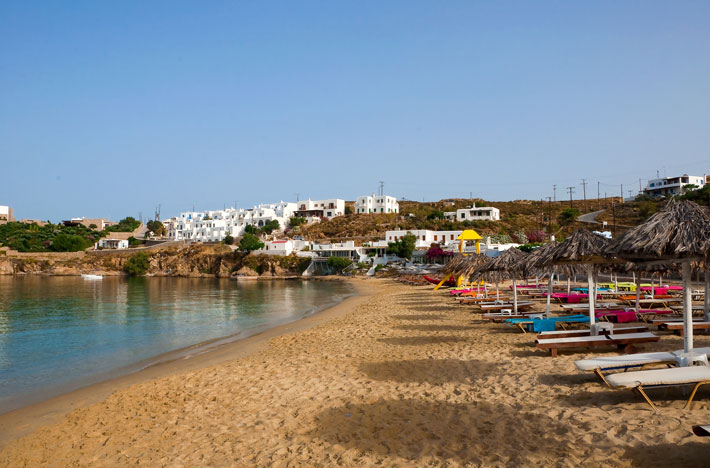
2,1 -> 709,221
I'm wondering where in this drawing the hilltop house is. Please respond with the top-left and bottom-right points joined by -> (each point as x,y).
293,198 -> 345,220
643,174 -> 708,197
355,194 -> 399,214
444,204 -> 500,222
0,205 -> 14,225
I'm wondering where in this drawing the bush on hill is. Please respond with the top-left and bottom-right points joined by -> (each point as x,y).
106,217 -> 141,233
124,251 -> 150,276
0,222 -> 103,252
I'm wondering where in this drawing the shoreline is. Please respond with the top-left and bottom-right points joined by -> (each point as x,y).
0,277 -> 369,448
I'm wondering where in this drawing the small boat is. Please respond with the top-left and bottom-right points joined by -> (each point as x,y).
81,274 -> 103,280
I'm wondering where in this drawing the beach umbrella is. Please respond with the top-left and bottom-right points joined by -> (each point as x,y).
523,241 -> 559,318
472,248 -> 528,313
607,199 -> 710,354
542,229 -> 615,329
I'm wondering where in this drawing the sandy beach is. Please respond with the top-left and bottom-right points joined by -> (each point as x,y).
1,278 -> 709,467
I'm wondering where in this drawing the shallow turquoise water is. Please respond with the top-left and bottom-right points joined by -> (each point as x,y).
0,276 -> 353,413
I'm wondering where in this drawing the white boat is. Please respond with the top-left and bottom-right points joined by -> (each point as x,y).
81,274 -> 103,280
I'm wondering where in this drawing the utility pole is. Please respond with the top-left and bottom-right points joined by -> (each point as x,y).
566,186 -> 575,208
295,193 -> 300,202
581,179 -> 587,211
639,178 -> 642,193
620,184 -> 624,203
612,199 -> 617,237
546,196 -> 552,233
553,184 -> 557,202
597,181 -> 601,210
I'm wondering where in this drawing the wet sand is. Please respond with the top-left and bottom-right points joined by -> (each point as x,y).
1,278 -> 709,467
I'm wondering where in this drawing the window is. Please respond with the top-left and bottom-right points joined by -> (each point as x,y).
434,235 -> 438,241
461,213 -> 465,219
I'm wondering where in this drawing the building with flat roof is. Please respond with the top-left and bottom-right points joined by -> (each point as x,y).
355,194 -> 399,214
0,205 -> 14,225
444,204 -> 500,222
293,198 -> 345,219
643,174 -> 707,197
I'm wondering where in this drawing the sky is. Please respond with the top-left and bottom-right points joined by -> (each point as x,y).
2,1 -> 710,222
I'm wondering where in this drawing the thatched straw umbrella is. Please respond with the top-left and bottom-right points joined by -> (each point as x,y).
438,254 -> 489,290
472,248 -> 528,312
541,229 -> 614,328
607,199 -> 710,354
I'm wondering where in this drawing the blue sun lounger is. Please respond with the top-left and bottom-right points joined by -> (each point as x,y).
505,315 -> 589,333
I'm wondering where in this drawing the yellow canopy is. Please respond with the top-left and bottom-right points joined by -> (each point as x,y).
457,230 -> 482,241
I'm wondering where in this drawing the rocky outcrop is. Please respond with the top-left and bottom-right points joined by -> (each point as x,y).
0,244 -> 311,278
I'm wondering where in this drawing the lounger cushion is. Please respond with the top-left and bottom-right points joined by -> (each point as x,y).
607,366 -> 710,389
574,352 -> 677,371
536,332 -> 656,346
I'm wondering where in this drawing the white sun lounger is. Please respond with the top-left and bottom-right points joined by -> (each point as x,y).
539,325 -> 648,340
606,365 -> 710,411
535,332 -> 660,357
575,347 -> 710,385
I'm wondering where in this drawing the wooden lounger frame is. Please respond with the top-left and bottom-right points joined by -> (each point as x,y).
536,335 -> 660,357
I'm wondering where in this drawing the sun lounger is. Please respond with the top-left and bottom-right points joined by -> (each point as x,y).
482,310 -> 542,322
575,347 -> 710,386
535,332 -> 660,357
480,302 -> 534,311
505,315 -> 589,333
606,365 -> 710,411
693,425 -> 710,436
596,309 -> 637,323
635,309 -> 674,322
664,322 -> 710,337
539,325 -> 648,340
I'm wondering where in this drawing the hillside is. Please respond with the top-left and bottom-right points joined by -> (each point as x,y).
291,197 -> 663,243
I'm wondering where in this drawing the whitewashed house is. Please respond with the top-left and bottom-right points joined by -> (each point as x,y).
259,239 -> 294,256
355,194 -> 399,214
643,174 -> 707,198
97,238 -> 129,249
293,198 -> 345,220
165,201 -> 297,242
444,204 -> 500,222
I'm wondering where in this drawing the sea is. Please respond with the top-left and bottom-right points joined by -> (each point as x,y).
0,276 -> 354,414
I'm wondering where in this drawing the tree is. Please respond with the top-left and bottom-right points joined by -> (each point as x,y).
50,233 -> 89,252
127,236 -> 141,247
344,206 -> 352,215
387,232 -> 417,259
146,220 -> 166,237
426,210 -> 445,220
289,216 -> 306,228
124,251 -> 150,276
327,256 -> 351,273
223,234 -> 234,245
106,217 -> 141,232
557,208 -> 580,226
261,220 -> 280,235
244,224 -> 258,235
238,233 -> 264,252
88,223 -> 97,229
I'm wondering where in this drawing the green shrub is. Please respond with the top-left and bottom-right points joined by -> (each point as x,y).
557,208 -> 580,226
106,217 -> 141,232
124,252 -> 150,276
387,232 -> 417,259
223,234 -> 234,245
127,236 -> 141,247
238,233 -> 264,252
289,217 -> 306,228
326,256 -> 351,272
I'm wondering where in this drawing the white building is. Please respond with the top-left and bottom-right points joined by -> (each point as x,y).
643,174 -> 707,197
0,205 -> 13,225
385,229 -> 463,248
355,194 -> 399,214
165,201 -> 297,242
444,204 -> 500,222
97,238 -> 129,249
259,239 -> 294,256
293,198 -> 345,219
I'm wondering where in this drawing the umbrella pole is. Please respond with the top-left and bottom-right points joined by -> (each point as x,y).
704,269 -> 709,323
614,273 -> 618,293
683,262 -> 694,353
513,278 -> 518,313
635,270 -> 641,313
545,273 -> 555,318
567,276 -> 571,294
496,282 -> 499,300
651,274 -> 655,297
587,267 -> 596,329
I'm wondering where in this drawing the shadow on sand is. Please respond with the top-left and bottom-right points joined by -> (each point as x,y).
359,359 -> 492,384
622,442 -> 708,467
313,399 -> 573,465
393,324 -> 471,332
378,336 -> 468,346
391,314 -> 445,321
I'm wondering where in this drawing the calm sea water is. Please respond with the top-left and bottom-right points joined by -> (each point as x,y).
0,276 -> 353,413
